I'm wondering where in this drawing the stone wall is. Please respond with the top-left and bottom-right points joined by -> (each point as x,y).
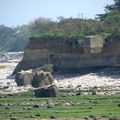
13,37 -> 120,74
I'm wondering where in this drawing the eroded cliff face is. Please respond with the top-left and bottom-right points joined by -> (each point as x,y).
13,36 -> 120,74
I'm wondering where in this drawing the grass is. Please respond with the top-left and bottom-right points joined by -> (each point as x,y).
29,32 -> 84,41
0,92 -> 120,119
30,32 -> 64,40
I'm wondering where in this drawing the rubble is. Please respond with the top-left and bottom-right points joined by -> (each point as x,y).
15,64 -> 54,87
15,64 -> 60,97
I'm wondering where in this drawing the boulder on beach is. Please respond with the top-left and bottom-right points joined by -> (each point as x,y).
15,70 -> 33,86
13,63 -> 53,75
15,64 -> 59,97
32,64 -> 53,73
15,64 -> 54,87
34,85 -> 60,97
31,71 -> 54,88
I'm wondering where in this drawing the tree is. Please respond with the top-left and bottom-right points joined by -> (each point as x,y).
96,0 -> 120,41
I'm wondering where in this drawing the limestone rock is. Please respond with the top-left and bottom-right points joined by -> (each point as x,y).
14,36 -> 120,74
31,71 -> 54,88
33,64 -> 53,73
15,64 -> 54,87
15,70 -> 33,86
34,85 -> 60,97
15,65 -> 59,97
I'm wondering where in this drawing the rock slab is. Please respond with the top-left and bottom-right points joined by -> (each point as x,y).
34,85 -> 60,97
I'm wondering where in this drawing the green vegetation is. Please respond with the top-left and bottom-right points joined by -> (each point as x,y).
97,0 -> 120,41
0,92 -> 120,119
0,24 -> 30,51
0,0 -> 120,51
30,32 -> 64,40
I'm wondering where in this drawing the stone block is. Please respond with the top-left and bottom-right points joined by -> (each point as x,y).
31,71 -> 54,88
34,85 -> 60,97
15,70 -> 33,86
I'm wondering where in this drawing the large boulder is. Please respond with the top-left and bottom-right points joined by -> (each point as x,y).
15,67 -> 54,87
13,63 -> 53,75
15,70 -> 33,86
34,85 -> 60,97
15,65 -> 59,97
31,71 -> 54,88
32,64 -> 53,73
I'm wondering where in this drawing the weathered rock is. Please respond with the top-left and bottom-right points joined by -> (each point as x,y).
15,65 -> 58,97
15,70 -> 33,86
33,64 -> 53,73
13,62 -> 53,75
31,71 -> 54,88
15,64 -> 54,87
34,85 -> 60,97
14,35 -> 120,74
31,71 -> 45,87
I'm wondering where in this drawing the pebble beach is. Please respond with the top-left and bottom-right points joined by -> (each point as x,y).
0,52 -> 120,95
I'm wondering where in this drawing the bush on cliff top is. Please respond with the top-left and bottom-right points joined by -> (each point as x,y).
30,32 -> 64,40
30,32 -> 85,41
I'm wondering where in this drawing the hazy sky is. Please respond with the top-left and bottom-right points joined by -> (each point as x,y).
0,0 -> 113,27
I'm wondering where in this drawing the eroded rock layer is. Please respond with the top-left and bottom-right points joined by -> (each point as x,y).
14,36 -> 120,74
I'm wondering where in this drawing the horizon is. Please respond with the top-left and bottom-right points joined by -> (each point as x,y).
0,0 -> 113,27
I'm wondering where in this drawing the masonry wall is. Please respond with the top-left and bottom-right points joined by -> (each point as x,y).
13,38 -> 120,74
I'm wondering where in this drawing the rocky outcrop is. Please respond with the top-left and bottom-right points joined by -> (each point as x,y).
15,64 -> 59,97
15,70 -> 33,86
15,64 -> 53,86
31,70 -> 54,88
13,36 -> 120,74
33,64 -> 53,73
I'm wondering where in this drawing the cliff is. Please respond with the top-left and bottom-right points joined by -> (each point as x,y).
13,34 -> 120,74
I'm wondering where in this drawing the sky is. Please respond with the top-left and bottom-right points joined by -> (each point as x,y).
0,0 -> 114,27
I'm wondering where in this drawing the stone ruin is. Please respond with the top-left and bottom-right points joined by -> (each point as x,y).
15,64 -> 53,86
13,35 -> 120,75
15,70 -> 33,86
34,85 -> 60,97
31,70 -> 54,88
15,64 -> 59,97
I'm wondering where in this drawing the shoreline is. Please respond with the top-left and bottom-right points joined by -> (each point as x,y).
0,52 -> 120,95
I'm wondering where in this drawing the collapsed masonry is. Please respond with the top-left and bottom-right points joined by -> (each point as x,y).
15,64 -> 60,97
15,64 -> 53,86
14,34 -> 120,96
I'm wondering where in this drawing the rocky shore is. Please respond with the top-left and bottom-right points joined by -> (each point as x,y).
0,52 -> 32,94
0,52 -> 120,95
55,70 -> 120,95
